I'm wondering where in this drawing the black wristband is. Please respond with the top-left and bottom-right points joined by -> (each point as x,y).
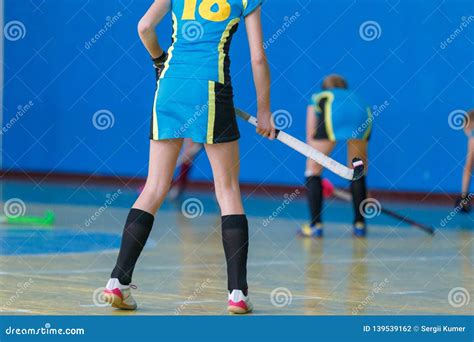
152,51 -> 167,64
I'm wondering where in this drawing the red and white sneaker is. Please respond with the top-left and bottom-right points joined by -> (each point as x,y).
227,290 -> 253,314
103,278 -> 137,310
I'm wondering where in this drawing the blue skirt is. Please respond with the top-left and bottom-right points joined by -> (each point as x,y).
315,106 -> 372,141
312,89 -> 372,141
150,78 -> 240,144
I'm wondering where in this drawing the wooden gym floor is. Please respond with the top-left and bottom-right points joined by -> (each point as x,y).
0,180 -> 472,315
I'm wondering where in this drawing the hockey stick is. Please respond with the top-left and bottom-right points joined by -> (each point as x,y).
236,109 -> 364,181
322,179 -> 435,235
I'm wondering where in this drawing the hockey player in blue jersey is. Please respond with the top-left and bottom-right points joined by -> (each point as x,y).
102,0 -> 274,314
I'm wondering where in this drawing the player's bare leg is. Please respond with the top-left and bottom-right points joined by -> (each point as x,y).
104,139 -> 183,310
205,141 -> 252,314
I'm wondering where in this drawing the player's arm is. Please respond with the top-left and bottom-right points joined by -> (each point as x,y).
138,0 -> 170,57
305,104 -> 318,173
306,105 -> 317,143
138,0 -> 170,79
462,138 -> 474,195
245,8 -> 275,140
455,137 -> 474,212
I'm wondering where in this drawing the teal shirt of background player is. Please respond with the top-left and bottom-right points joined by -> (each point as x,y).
311,88 -> 372,141
160,0 -> 262,84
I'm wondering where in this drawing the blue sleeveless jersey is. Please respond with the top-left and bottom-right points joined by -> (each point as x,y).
160,0 -> 262,84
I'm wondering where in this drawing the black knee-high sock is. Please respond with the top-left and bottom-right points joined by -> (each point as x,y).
351,176 -> 367,224
222,215 -> 248,293
305,176 -> 323,226
111,208 -> 154,285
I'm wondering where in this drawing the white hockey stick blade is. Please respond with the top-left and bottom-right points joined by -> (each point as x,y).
236,109 -> 364,181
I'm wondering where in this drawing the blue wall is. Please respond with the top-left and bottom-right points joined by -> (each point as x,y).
3,0 -> 474,192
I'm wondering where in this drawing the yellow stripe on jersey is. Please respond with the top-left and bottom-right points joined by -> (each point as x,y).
207,81 -> 216,144
152,81 -> 161,140
362,107 -> 373,140
160,12 -> 178,80
320,91 -> 336,141
242,0 -> 248,11
311,93 -> 324,114
218,18 -> 240,84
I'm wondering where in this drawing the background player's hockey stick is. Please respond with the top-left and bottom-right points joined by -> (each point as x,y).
322,179 -> 435,235
236,109 -> 364,181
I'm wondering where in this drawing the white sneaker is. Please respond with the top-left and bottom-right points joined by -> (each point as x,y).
103,278 -> 137,310
227,290 -> 253,314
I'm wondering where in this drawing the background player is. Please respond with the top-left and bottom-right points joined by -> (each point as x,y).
455,109 -> 474,212
168,140 -> 202,200
102,0 -> 274,314
299,75 -> 372,238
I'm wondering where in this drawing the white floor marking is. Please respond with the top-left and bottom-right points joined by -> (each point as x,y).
389,291 -> 426,295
